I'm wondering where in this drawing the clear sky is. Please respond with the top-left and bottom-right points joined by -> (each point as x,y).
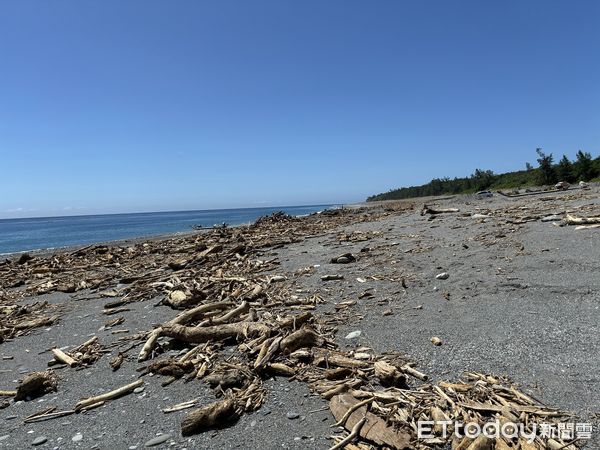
1,1 -> 598,218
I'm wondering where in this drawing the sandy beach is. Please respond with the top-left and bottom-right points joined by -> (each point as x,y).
1,187 -> 599,449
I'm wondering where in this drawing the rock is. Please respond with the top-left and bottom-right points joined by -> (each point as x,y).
345,330 -> 361,340
32,436 -> 47,446
169,290 -> 187,303
431,337 -> 443,346
321,274 -> 344,281
133,387 -> 145,394
269,275 -> 287,283
144,434 -> 172,447
286,412 -> 300,420
435,272 -> 449,280
382,309 -> 393,316
17,253 -> 34,265
331,253 -> 356,264
471,213 -> 489,219
0,435 -> 9,441
72,433 -> 83,442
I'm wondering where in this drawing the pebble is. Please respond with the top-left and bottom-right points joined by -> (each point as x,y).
32,436 -> 48,446
72,432 -> 83,442
286,412 -> 300,420
144,434 -> 172,447
133,387 -> 145,394
435,272 -> 449,280
0,435 -> 9,441
345,330 -> 361,340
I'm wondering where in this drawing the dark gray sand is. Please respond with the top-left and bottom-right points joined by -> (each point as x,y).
1,188 -> 599,449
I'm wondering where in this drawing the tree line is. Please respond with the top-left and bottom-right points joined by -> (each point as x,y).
367,149 -> 599,202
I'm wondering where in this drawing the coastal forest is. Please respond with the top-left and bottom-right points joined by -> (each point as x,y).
367,149 -> 600,201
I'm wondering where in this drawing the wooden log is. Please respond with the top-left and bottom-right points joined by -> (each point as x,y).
75,379 -> 143,411
313,349 -> 370,369
51,348 -> 78,367
422,205 -> 460,215
254,336 -> 282,369
170,301 -> 233,326
565,214 -> 600,225
138,328 -> 162,362
162,322 -> 270,344
265,363 -> 295,376
181,398 -> 238,436
280,327 -> 324,354
198,301 -> 249,326
400,364 -> 428,381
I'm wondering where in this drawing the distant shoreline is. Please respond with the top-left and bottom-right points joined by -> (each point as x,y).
0,204 -> 335,256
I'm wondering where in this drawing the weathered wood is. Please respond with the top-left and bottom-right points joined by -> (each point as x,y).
280,327 -> 323,354
373,361 -> 406,387
329,393 -> 411,449
181,398 -> 238,436
51,348 -> 78,367
162,322 -> 270,344
75,379 -> 143,411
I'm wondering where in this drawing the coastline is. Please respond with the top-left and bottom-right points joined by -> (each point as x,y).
0,205 -> 337,257
0,190 -> 598,448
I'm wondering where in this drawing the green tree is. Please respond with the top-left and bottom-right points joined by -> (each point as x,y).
471,169 -> 494,191
556,155 -> 575,182
574,150 -> 598,181
525,162 -> 534,171
535,148 -> 557,185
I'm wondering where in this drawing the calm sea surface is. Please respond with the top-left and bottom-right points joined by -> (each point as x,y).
0,205 -> 332,254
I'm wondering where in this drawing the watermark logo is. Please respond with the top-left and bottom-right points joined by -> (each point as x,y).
417,420 -> 593,442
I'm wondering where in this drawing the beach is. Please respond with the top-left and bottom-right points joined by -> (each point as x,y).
1,188 -> 599,449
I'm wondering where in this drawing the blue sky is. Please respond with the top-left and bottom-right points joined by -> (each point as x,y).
1,1 -> 598,218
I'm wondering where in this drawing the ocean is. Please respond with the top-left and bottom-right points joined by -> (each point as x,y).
0,205 -> 332,255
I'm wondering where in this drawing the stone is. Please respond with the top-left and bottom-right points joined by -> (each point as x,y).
435,272 -> 449,280
32,436 -> 48,446
286,412 -> 300,420
144,434 -> 171,447
345,330 -> 361,340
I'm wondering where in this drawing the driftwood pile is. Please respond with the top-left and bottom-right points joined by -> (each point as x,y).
0,208 -> 395,340
0,201 -> 591,448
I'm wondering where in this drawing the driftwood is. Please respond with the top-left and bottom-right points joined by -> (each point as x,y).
51,347 -> 78,367
75,379 -> 143,411
329,393 -> 411,449
421,205 -> 460,215
181,398 -> 239,436
280,327 -> 324,354
564,214 -> 600,225
373,361 -> 407,387
15,371 -> 58,401
161,322 -> 269,344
